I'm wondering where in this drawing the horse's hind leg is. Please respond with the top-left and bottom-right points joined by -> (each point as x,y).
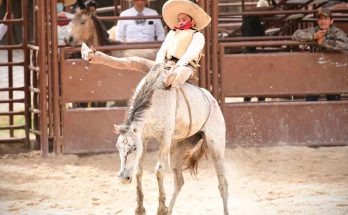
168,134 -> 203,214
204,129 -> 229,215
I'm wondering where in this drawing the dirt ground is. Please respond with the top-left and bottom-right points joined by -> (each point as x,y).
0,145 -> 347,215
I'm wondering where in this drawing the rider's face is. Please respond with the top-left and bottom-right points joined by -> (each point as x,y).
177,13 -> 194,27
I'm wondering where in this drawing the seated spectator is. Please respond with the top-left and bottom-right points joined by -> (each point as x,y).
114,0 -> 165,42
292,8 -> 348,101
292,8 -> 348,51
57,0 -> 76,45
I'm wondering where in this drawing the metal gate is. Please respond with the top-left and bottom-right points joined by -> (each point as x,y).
0,0 -> 30,146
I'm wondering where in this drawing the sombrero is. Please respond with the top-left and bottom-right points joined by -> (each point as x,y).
162,0 -> 211,30
64,0 -> 77,6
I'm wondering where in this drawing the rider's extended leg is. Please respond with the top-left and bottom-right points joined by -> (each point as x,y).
81,43 -> 155,73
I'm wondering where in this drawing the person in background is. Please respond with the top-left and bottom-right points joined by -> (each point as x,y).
85,0 -> 97,15
114,0 -> 165,42
292,8 -> 348,101
0,12 -> 8,41
292,7 -> 348,51
57,0 -> 77,45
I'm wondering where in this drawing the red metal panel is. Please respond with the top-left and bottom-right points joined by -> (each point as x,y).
61,59 -> 145,102
221,52 -> 348,97
224,101 -> 348,147
335,23 -> 348,35
61,108 -> 126,153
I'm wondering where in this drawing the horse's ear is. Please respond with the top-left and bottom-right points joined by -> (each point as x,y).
114,124 -> 120,134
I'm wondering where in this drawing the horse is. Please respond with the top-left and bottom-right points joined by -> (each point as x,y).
113,63 -> 229,215
70,9 -> 158,60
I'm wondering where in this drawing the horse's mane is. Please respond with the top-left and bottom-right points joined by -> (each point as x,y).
91,15 -> 112,46
124,64 -> 163,126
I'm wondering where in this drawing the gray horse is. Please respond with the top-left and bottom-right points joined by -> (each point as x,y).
114,63 -> 229,215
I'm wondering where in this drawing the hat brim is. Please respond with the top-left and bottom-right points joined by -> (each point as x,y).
64,0 -> 77,6
162,0 -> 211,30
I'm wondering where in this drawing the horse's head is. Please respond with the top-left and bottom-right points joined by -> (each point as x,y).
69,9 -> 96,46
114,124 -> 142,184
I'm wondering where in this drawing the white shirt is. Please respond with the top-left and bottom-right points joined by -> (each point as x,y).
115,7 -> 165,42
156,30 -> 205,66
57,11 -> 74,45
0,23 -> 8,41
257,0 -> 270,7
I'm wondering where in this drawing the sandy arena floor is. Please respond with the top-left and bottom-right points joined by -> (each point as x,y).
0,145 -> 347,215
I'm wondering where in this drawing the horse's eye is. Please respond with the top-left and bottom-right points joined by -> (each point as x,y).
80,20 -> 86,25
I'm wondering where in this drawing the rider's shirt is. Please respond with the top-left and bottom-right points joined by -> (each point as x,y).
156,29 -> 205,66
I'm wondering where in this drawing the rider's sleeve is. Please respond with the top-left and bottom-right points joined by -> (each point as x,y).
176,32 -> 205,66
155,30 -> 175,63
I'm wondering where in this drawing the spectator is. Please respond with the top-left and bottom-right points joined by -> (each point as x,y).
292,8 -> 348,101
292,8 -> 348,51
57,0 -> 76,45
114,0 -> 165,42
0,12 -> 8,41
85,0 -> 97,15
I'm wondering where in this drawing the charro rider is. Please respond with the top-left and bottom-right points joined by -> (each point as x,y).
156,0 -> 211,88
81,0 -> 211,88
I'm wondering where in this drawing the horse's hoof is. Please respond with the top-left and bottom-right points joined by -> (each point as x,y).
135,207 -> 146,215
156,206 -> 168,215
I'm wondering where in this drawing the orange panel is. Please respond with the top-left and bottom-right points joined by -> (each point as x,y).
61,59 -> 145,102
224,101 -> 348,147
221,52 -> 348,97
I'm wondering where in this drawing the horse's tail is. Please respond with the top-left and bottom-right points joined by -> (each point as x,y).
182,132 -> 208,177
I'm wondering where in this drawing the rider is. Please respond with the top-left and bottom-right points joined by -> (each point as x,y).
81,0 -> 211,88
157,0 -> 211,88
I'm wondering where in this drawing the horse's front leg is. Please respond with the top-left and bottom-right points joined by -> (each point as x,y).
156,138 -> 170,215
134,139 -> 147,215
135,168 -> 146,215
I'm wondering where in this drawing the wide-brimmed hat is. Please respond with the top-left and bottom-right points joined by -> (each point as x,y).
317,7 -> 332,18
162,0 -> 211,30
126,0 -> 156,1
63,0 -> 77,6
